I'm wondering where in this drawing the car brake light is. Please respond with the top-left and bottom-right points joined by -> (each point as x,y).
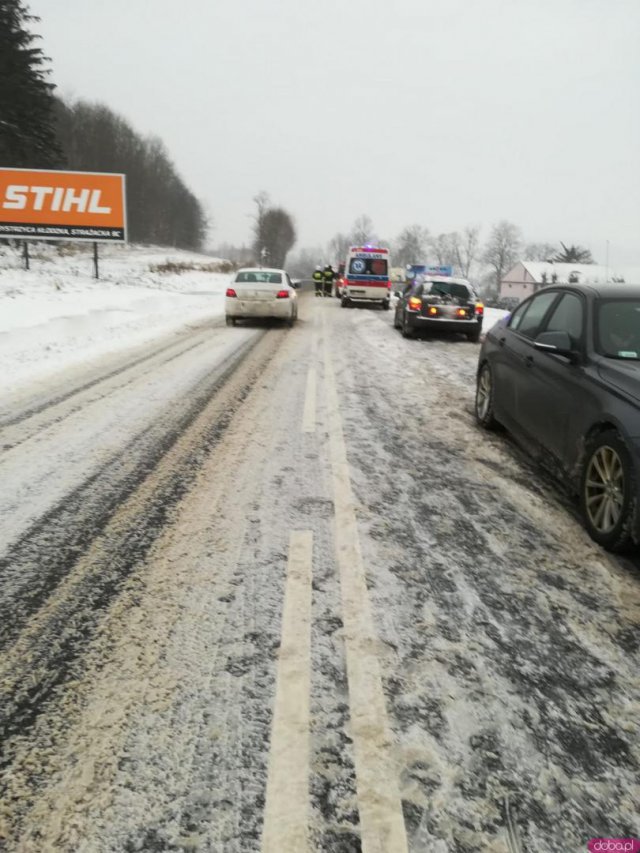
408,296 -> 421,310
475,302 -> 484,316
428,305 -> 438,316
226,287 -> 237,297
276,290 -> 289,299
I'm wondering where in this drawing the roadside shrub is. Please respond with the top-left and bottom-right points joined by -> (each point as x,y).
149,260 -> 237,275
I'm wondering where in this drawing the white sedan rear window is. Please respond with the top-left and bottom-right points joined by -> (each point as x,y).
235,271 -> 282,284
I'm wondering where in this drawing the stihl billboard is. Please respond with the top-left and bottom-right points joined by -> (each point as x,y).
0,168 -> 126,242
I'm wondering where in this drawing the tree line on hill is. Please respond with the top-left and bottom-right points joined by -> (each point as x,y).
0,0 -> 207,250
53,100 -> 207,249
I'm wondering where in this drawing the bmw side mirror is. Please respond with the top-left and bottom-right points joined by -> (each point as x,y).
534,330 -> 580,363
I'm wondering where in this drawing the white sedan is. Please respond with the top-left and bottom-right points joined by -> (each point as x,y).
225,268 -> 299,326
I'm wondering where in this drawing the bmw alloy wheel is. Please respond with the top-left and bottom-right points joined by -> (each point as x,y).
475,363 -> 498,429
584,445 -> 624,534
476,365 -> 492,420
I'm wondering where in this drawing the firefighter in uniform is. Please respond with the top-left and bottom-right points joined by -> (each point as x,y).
313,265 -> 324,297
323,264 -> 336,297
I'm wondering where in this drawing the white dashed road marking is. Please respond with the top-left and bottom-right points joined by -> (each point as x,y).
261,530 -> 313,853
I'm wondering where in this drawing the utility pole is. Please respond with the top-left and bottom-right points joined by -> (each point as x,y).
605,240 -> 610,282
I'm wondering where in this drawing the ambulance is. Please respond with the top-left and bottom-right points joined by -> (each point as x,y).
341,246 -> 392,310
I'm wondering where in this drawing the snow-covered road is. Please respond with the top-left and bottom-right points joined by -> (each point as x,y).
0,319 -> 262,650
0,292 -> 638,852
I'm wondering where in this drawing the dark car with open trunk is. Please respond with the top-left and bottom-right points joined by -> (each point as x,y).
394,277 -> 484,341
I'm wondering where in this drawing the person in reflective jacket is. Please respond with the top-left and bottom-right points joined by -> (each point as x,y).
313,265 -> 324,297
323,264 -> 336,297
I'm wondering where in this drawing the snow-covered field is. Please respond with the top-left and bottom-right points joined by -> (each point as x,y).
0,242 -> 232,397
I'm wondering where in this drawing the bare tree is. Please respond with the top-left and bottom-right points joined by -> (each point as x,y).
252,190 -> 270,260
327,232 -> 351,266
394,225 -> 429,267
457,226 -> 481,278
350,215 -> 376,245
430,232 -> 460,269
482,220 -> 522,292
524,241 -> 557,262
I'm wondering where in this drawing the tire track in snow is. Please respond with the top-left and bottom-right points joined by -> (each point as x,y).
0,330 -> 282,753
0,316 -> 223,434
332,304 -> 640,850
0,336 -> 207,452
0,330 -> 263,650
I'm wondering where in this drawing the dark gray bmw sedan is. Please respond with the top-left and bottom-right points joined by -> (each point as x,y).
475,283 -> 640,551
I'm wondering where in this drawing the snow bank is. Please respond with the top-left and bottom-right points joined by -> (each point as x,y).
0,243 -> 232,397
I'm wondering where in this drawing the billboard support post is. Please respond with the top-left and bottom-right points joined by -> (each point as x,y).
22,241 -> 30,271
93,241 -> 99,279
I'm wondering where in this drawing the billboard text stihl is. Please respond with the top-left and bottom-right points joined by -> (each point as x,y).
0,168 -> 126,242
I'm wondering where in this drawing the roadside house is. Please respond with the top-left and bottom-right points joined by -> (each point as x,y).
500,262 -> 640,301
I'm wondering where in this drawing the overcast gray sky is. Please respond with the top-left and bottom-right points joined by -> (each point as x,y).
31,0 -> 640,263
